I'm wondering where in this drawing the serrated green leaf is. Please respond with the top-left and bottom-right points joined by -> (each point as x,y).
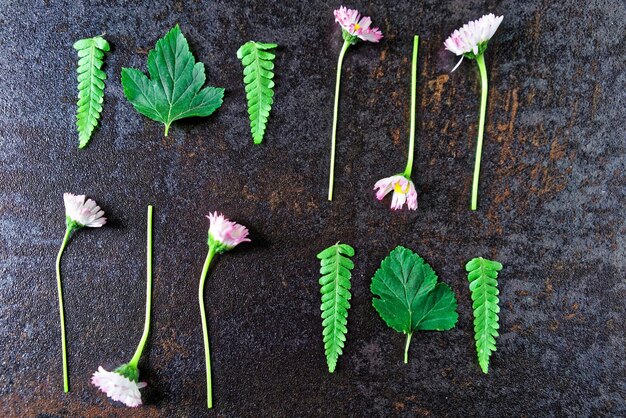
466,257 -> 503,374
316,242 -> 355,372
236,41 -> 277,144
121,25 -> 224,136
371,246 -> 458,363
74,36 -> 109,148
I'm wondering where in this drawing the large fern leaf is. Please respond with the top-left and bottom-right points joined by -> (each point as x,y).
317,242 -> 354,373
236,41 -> 277,144
73,36 -> 109,148
466,257 -> 503,373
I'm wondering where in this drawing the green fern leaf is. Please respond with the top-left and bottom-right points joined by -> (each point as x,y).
466,257 -> 503,374
73,36 -> 109,148
317,242 -> 355,373
236,41 -> 277,144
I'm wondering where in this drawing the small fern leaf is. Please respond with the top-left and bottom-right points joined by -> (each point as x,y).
466,257 -> 503,374
317,242 -> 355,373
236,41 -> 277,144
73,36 -> 109,148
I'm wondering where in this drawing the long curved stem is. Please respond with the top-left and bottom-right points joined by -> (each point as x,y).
55,227 -> 72,392
403,35 -> 419,178
471,54 -> 488,211
328,39 -> 351,201
129,205 -> 153,368
199,246 -> 217,409
404,333 -> 413,364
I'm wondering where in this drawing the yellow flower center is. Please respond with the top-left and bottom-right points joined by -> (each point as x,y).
353,23 -> 361,31
394,181 -> 409,194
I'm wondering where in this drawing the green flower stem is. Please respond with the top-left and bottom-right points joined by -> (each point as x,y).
404,333 -> 413,364
55,227 -> 73,392
129,205 -> 153,368
403,35 -> 419,178
328,39 -> 351,201
471,53 -> 488,211
199,246 -> 217,409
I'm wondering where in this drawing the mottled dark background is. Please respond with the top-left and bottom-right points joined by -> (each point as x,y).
0,0 -> 625,417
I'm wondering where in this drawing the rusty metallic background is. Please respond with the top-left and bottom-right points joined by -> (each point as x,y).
1,0 -> 625,417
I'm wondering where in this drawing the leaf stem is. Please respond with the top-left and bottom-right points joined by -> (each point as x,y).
55,227 -> 72,392
403,35 -> 419,178
129,205 -> 153,368
471,54 -> 488,211
328,39 -> 351,201
404,333 -> 413,364
164,123 -> 170,137
199,246 -> 217,409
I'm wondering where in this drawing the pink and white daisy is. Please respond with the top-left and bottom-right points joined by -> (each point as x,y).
55,194 -> 107,392
334,6 -> 383,43
206,212 -> 251,252
444,13 -> 504,71
91,366 -> 147,407
374,175 -> 418,210
63,193 -> 106,228
199,212 -> 252,408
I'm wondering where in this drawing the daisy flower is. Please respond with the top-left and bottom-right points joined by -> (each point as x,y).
444,14 -> 504,210
91,206 -> 154,407
374,36 -> 420,211
63,192 -> 106,228
334,6 -> 383,43
327,6 -> 383,201
374,175 -> 418,210
91,366 -> 147,407
55,193 -> 106,392
206,212 -> 251,253
199,212 -> 251,408
444,13 -> 503,71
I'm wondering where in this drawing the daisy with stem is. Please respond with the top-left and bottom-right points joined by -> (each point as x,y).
328,6 -> 382,201
373,35 -> 420,210
444,13 -> 504,210
56,193 -> 106,391
198,212 -> 250,408
91,205 -> 153,407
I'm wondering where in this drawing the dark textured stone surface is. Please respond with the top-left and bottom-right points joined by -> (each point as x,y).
1,0 -> 625,416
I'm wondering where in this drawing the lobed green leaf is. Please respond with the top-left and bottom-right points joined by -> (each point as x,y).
371,246 -> 458,362
121,25 -> 224,136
